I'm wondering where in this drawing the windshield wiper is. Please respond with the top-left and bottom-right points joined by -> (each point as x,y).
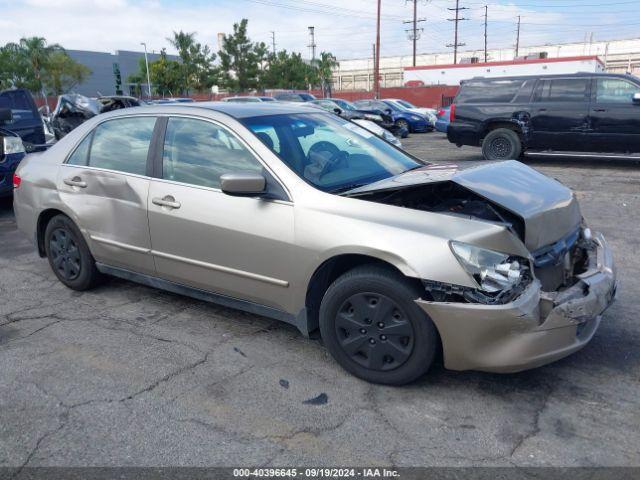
329,183 -> 369,194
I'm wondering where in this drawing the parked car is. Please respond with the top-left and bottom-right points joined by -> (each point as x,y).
0,109 -> 26,197
351,100 -> 409,138
0,88 -> 46,152
351,118 -> 402,148
435,106 -> 451,133
50,94 -> 102,139
309,99 -> 362,120
222,96 -> 276,103
14,102 -> 616,385
383,99 -> 436,130
448,72 -> 640,160
97,95 -> 142,111
354,99 -> 430,133
273,92 -> 316,102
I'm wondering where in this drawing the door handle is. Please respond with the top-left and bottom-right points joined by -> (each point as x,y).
63,177 -> 87,188
593,108 -> 607,112
152,196 -> 181,209
537,108 -> 547,112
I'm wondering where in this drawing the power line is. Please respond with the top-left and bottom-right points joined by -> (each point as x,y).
403,0 -> 427,67
447,0 -> 469,64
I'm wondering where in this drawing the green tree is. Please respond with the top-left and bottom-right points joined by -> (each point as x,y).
218,19 -> 268,92
149,49 -> 183,96
19,36 -> 63,97
167,31 -> 216,94
260,50 -> 314,90
0,43 -> 31,90
42,50 -> 91,95
314,51 -> 339,97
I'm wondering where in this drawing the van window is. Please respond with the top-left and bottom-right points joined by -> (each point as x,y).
534,78 -> 590,103
456,80 -> 525,104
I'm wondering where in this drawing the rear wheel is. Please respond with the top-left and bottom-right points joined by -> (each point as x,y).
319,265 -> 437,385
482,128 -> 522,161
44,214 -> 102,290
395,118 -> 410,133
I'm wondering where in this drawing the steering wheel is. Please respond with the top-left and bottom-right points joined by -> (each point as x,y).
308,141 -> 340,160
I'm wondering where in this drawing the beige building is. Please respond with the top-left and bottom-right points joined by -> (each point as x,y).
333,37 -> 640,91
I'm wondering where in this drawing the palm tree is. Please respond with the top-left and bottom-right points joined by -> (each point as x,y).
316,51 -> 339,97
167,31 -> 195,94
19,36 -> 62,99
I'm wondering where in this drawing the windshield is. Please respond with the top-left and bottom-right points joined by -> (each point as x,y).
396,100 -> 416,109
242,113 -> 423,193
332,99 -> 356,111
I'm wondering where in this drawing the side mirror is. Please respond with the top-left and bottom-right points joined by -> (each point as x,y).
0,108 -> 12,123
633,93 -> 640,105
220,172 -> 266,196
333,107 -> 343,116
385,108 -> 393,115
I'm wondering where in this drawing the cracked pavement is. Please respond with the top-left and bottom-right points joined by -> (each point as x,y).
1,133 -> 639,468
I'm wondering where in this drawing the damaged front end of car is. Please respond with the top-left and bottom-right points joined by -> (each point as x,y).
345,161 -> 618,373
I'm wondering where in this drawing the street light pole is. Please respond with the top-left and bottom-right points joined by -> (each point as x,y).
140,42 -> 152,98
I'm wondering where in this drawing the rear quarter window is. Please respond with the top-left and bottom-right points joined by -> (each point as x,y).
456,80 -> 525,104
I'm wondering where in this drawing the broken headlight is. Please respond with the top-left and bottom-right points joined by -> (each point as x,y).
450,241 -> 526,293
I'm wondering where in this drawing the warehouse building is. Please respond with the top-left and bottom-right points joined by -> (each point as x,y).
333,37 -> 640,91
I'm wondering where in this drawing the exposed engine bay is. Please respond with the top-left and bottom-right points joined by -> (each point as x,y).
350,182 -> 593,305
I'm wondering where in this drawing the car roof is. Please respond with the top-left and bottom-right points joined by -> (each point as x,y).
463,72 -> 638,83
112,101 -> 324,119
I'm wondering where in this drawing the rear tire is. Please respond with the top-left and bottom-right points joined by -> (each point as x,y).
44,214 -> 102,291
395,118 -> 410,133
319,265 -> 437,385
482,128 -> 522,161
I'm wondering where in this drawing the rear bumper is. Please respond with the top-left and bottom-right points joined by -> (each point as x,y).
447,123 -> 481,146
416,233 -> 617,373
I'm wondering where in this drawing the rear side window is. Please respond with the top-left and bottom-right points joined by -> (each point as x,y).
456,80 -> 525,104
596,78 -> 640,103
88,117 -> 156,175
534,79 -> 590,103
66,133 -> 92,166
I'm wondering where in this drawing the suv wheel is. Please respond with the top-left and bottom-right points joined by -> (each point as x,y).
44,214 -> 102,290
482,128 -> 522,161
319,265 -> 438,385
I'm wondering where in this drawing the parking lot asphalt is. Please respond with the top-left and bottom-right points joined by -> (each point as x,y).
1,132 -> 639,468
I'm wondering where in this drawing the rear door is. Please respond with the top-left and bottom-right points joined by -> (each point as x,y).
529,77 -> 591,151
588,76 -> 640,154
58,115 -> 158,275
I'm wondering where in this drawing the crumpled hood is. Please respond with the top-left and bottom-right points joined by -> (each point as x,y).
347,160 -> 582,251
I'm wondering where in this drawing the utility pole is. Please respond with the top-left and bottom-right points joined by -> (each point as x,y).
270,31 -> 276,55
447,0 -> 468,64
140,42 -> 151,97
371,43 -> 376,92
403,0 -> 426,67
484,5 -> 488,62
515,15 -> 521,58
374,0 -> 381,99
308,26 -> 316,61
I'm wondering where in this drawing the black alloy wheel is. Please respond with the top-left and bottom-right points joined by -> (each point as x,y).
49,228 -> 82,281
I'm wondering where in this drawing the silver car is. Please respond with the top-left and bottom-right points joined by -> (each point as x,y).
13,102 -> 617,385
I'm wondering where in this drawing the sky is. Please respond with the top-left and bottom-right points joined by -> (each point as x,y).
1,0 -> 640,61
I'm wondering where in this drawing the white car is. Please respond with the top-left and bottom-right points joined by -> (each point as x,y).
352,118 -> 402,148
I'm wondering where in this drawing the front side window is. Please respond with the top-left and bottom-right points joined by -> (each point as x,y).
162,117 -> 262,189
242,113 -> 423,193
596,78 -> 640,104
534,79 -> 590,103
88,117 -> 156,175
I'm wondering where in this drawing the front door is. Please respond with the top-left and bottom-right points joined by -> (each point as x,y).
147,116 -> 295,312
58,116 -> 157,275
588,76 -> 640,154
529,77 -> 591,152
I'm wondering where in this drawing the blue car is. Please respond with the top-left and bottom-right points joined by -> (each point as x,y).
0,89 -> 45,151
435,106 -> 451,133
353,99 -> 430,133
0,125 -> 26,198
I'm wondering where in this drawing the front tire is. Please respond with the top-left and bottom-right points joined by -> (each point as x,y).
395,118 -> 410,133
482,128 -> 522,161
319,265 -> 438,385
44,214 -> 102,291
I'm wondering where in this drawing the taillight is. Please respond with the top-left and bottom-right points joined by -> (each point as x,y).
437,109 -> 445,117
450,104 -> 456,122
13,173 -> 21,189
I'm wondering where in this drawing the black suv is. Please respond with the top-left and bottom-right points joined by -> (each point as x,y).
447,73 -> 640,160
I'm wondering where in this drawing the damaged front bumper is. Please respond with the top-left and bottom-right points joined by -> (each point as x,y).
416,233 -> 617,373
